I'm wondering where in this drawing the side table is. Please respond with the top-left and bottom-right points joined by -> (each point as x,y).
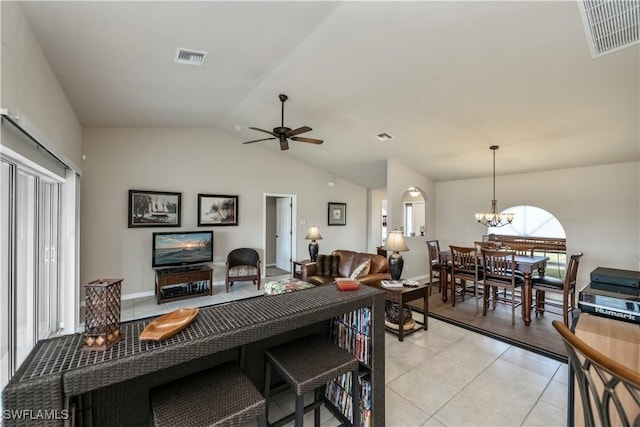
382,283 -> 429,341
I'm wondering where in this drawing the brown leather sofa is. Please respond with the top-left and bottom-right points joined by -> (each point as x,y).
300,249 -> 391,287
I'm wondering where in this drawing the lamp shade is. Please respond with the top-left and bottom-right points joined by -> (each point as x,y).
383,230 -> 409,253
304,226 -> 323,241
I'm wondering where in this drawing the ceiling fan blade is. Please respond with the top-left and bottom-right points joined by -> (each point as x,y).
286,126 -> 312,137
290,136 -> 324,144
242,137 -> 276,144
279,138 -> 290,151
248,127 -> 277,137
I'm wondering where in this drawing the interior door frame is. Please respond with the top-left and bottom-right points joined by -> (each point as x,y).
263,193 -> 297,274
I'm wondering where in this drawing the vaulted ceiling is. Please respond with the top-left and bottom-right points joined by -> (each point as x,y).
19,1 -> 640,188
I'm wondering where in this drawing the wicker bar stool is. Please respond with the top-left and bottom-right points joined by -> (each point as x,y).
149,361 -> 267,427
264,334 -> 360,427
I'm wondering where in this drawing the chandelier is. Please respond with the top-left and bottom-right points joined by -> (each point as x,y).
475,145 -> 515,227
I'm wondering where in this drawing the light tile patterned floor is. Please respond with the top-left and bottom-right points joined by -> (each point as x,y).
124,281 -> 568,427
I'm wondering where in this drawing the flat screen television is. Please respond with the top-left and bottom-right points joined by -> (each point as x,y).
152,231 -> 213,269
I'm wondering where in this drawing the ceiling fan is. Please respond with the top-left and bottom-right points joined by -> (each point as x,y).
242,94 -> 324,151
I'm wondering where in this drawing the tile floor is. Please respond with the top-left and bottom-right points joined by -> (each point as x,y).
124,279 -> 569,427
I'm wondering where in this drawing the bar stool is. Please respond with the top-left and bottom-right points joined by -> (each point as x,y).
264,334 -> 360,427
149,361 -> 267,426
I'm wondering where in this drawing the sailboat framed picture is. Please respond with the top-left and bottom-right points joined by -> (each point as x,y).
128,190 -> 181,228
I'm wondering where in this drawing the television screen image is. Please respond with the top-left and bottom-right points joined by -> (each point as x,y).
152,231 -> 213,268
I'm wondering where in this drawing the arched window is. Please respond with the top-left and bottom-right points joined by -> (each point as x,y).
488,206 -> 566,278
488,206 -> 565,239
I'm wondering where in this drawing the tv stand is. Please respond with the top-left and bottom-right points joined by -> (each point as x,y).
154,265 -> 213,304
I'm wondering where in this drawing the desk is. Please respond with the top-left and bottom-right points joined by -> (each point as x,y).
440,250 -> 548,326
381,284 -> 429,341
2,286 -> 385,426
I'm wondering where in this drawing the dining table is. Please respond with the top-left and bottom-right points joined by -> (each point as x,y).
439,249 -> 549,326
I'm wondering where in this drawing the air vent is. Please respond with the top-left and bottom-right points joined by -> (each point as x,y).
578,0 -> 640,57
174,48 -> 208,66
375,132 -> 394,141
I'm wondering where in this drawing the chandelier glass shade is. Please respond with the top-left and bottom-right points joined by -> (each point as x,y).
475,146 -> 515,228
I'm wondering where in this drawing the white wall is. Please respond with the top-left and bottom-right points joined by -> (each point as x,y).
0,2 -> 82,166
81,127 -> 369,296
435,162 -> 640,286
386,159 -> 436,279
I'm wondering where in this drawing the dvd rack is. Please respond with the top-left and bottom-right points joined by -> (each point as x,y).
327,307 -> 372,426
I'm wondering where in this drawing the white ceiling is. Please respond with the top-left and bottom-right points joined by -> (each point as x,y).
19,1 -> 640,188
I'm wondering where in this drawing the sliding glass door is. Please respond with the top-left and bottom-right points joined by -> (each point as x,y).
0,158 -> 61,389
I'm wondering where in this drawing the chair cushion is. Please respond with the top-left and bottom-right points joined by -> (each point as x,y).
228,265 -> 257,277
532,275 -> 564,289
486,274 -> 525,286
350,259 -> 371,279
316,254 -> 339,276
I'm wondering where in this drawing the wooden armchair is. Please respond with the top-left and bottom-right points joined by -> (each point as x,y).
225,248 -> 261,292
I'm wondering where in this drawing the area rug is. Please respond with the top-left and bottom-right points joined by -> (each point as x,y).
265,266 -> 289,277
408,290 -> 568,362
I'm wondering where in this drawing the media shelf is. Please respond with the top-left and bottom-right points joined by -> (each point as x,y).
154,265 -> 213,304
327,307 -> 373,426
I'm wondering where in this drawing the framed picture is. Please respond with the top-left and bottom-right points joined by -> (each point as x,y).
198,194 -> 239,226
328,202 -> 346,226
128,190 -> 181,228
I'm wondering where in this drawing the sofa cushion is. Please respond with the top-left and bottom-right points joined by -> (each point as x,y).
350,259 -> 371,279
316,254 -> 339,276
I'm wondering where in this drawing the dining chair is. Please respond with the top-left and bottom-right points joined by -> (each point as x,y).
481,249 -> 525,325
426,240 -> 448,296
225,248 -> 261,292
532,252 -> 583,326
449,245 -> 480,307
552,320 -> 640,427
501,242 -> 535,257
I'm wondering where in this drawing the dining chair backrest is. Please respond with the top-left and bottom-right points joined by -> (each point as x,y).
481,249 -> 517,284
449,245 -> 478,279
474,241 -> 498,252
552,320 -> 640,427
426,240 -> 441,265
501,242 -> 535,257
564,252 -> 583,290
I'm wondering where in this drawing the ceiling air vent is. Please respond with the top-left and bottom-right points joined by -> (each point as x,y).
578,0 -> 640,57
174,48 -> 208,66
375,132 -> 394,141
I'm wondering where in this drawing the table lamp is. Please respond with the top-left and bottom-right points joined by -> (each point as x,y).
304,226 -> 323,261
383,230 -> 409,280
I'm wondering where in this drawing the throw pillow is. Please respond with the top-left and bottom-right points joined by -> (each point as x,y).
316,254 -> 339,276
350,259 -> 371,279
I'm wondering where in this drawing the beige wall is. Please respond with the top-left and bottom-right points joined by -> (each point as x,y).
1,2 -> 82,167
435,162 -> 640,286
81,127 -> 369,296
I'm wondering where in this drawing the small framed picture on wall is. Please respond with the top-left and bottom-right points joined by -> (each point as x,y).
328,202 -> 346,226
198,194 -> 239,226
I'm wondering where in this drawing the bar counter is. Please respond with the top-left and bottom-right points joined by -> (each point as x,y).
2,285 -> 385,426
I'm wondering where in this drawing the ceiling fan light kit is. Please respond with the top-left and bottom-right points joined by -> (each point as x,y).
242,94 -> 324,151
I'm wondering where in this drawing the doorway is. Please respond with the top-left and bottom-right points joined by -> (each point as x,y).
264,194 -> 296,277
